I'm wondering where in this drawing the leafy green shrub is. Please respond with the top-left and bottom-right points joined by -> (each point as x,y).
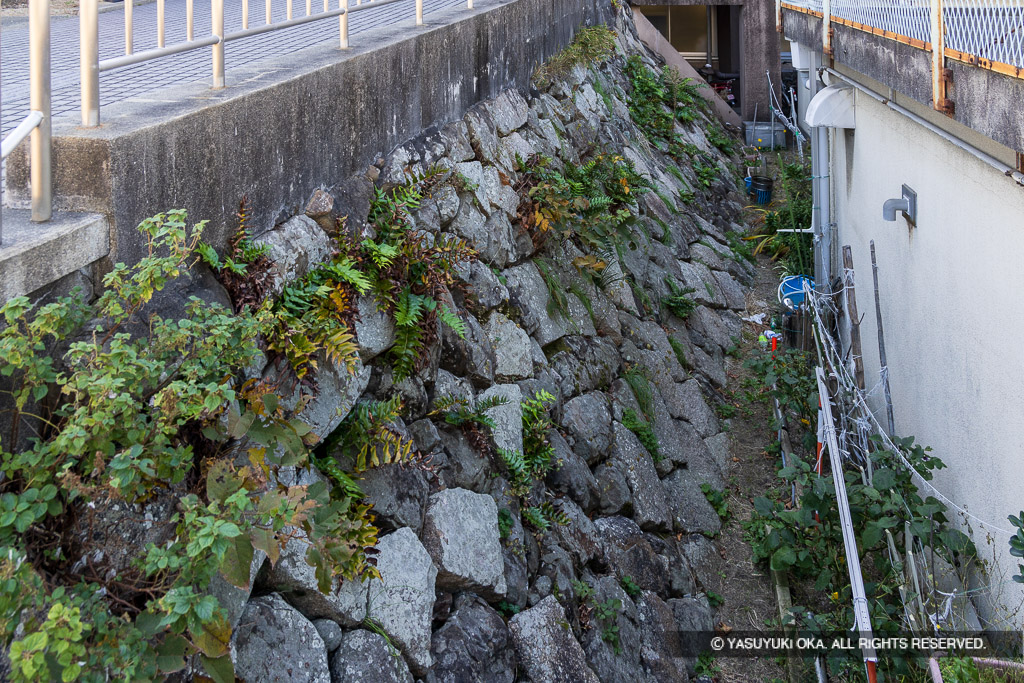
705,125 -> 737,156
0,212 -> 386,681
743,159 -> 813,275
1009,512 -> 1024,584
572,580 -> 623,654
619,575 -> 641,598
534,25 -> 617,88
744,443 -> 975,675
500,391 -> 558,496
700,483 -> 730,520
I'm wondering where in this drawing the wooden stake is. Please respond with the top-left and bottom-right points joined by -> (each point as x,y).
842,246 -> 866,391
869,241 -> 896,436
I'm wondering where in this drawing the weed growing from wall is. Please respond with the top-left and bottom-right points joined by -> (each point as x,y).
534,26 -> 617,89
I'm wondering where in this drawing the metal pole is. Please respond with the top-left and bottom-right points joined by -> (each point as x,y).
306,0 -> 311,15
340,0 -> 349,48
416,0 -> 422,24
287,0 -> 293,20
869,241 -> 896,436
125,0 -> 134,54
157,0 -> 165,47
266,0 -> 272,25
30,0 -> 52,222
80,0 -> 100,127
187,0 -> 194,40
212,0 -> 225,88
243,0 -> 249,29
468,0 -> 473,9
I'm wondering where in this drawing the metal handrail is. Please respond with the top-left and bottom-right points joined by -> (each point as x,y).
79,0 -> 471,127
1,0 -> 52,244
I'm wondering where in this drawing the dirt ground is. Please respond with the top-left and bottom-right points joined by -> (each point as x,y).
691,251 -> 794,683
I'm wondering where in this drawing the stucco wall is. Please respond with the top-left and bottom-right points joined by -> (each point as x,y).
831,89 -> 1024,628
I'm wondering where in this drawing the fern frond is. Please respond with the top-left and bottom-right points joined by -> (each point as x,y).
438,305 -> 466,339
327,258 -> 372,294
389,324 -> 423,381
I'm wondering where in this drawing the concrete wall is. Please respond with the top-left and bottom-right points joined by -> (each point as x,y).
782,7 -> 1024,154
828,88 -> 1024,628
6,0 -> 612,267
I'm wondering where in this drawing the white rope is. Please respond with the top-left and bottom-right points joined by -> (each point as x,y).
805,284 -> 1015,537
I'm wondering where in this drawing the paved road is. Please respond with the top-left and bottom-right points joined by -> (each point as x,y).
1,0 -> 465,135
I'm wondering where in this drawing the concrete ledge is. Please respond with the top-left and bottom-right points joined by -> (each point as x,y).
0,210 -> 109,301
782,7 -> 1024,153
6,0 -> 612,268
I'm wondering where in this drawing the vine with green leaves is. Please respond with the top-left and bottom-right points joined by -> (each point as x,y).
0,212 -> 401,682
742,345 -> 977,679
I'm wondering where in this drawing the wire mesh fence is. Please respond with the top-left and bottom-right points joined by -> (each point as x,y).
944,0 -> 1024,69
830,0 -> 932,45
781,0 -> 1024,72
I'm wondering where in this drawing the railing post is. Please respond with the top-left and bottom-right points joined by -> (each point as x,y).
340,0 -> 349,48
822,0 -> 832,55
468,0 -> 473,9
157,0 -> 165,47
416,0 -> 422,24
80,0 -> 99,126
30,0 -> 52,223
187,0 -> 195,41
930,0 -> 953,115
212,0 -> 225,88
125,0 -> 133,54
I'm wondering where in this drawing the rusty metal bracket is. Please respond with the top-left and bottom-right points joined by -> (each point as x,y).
930,0 -> 954,117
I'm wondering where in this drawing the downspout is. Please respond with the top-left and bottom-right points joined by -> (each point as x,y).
824,67 -> 1024,187
808,51 -> 832,286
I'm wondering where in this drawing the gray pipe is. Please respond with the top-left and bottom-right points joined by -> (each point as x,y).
882,197 -> 910,221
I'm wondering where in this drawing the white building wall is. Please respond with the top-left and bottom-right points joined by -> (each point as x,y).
829,88 -> 1024,628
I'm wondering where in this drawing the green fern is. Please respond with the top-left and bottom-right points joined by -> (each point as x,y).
390,324 -> 423,382
324,257 -> 372,294
438,304 -> 466,339
327,396 -> 415,472
498,448 -> 531,494
430,394 -> 506,429
664,278 -> 697,319
523,501 -> 570,533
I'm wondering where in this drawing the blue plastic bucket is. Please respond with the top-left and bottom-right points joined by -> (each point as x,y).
778,275 -> 814,309
750,176 -> 773,205
744,176 -> 753,194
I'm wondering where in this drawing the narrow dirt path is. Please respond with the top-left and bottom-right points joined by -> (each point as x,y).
697,253 -> 791,683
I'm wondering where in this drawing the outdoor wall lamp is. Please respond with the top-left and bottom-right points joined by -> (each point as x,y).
882,185 -> 917,225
